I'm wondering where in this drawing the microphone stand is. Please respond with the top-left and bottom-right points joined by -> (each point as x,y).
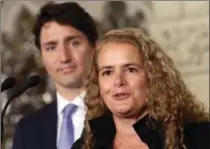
1,75 -> 40,143
1,85 -> 29,143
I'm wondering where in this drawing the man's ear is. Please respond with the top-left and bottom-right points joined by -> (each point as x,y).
96,40 -> 100,48
34,49 -> 44,68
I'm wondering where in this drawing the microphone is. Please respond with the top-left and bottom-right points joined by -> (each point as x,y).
1,75 -> 41,142
7,75 -> 41,100
1,77 -> 16,92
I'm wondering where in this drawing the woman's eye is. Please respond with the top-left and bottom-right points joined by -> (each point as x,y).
102,70 -> 112,76
128,67 -> 137,73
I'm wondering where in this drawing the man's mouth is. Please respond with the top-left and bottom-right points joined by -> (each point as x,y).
58,65 -> 76,73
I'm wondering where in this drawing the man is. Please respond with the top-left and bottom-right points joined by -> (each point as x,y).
12,2 -> 98,149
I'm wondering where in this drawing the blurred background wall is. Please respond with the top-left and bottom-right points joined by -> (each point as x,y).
1,1 -> 209,148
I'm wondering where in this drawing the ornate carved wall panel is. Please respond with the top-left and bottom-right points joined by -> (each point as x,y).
148,15 -> 209,110
149,16 -> 209,76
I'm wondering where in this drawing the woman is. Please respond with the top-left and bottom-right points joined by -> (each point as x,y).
72,28 -> 209,149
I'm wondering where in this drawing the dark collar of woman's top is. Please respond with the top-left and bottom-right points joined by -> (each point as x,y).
88,114 -> 164,149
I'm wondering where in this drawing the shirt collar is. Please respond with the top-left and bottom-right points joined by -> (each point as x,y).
57,91 -> 86,116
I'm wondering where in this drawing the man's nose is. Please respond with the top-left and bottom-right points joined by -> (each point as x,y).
114,72 -> 127,87
59,46 -> 71,63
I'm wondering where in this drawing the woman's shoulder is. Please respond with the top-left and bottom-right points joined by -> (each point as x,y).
71,137 -> 84,149
184,121 -> 209,136
184,121 -> 209,149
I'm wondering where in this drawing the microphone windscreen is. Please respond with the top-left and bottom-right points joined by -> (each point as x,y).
27,75 -> 41,88
1,77 -> 16,92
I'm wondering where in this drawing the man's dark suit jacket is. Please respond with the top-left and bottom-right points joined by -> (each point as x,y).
12,100 -> 58,149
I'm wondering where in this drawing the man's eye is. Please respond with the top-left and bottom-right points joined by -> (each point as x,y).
71,41 -> 81,47
46,46 -> 56,51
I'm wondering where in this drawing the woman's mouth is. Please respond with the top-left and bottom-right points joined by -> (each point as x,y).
113,93 -> 130,100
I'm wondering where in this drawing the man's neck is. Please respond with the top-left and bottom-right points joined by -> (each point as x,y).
55,85 -> 85,101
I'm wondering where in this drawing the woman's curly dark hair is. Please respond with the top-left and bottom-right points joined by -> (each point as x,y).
83,28 -> 209,149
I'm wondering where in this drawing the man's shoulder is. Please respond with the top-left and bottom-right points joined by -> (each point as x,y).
18,100 -> 57,127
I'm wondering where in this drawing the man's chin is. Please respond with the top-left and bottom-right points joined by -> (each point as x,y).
59,79 -> 84,89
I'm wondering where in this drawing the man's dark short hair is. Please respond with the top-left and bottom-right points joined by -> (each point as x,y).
33,2 -> 99,49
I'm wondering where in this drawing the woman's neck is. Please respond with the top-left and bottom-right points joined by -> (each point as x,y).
113,111 -> 148,140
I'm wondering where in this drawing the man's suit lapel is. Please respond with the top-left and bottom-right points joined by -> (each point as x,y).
38,99 -> 58,149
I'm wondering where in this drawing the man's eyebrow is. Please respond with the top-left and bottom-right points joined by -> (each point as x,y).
42,40 -> 57,47
42,35 -> 84,47
64,35 -> 84,42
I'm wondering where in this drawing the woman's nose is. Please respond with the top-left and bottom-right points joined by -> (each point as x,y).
114,72 -> 127,87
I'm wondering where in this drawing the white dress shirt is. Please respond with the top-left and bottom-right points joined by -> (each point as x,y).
56,91 -> 86,145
